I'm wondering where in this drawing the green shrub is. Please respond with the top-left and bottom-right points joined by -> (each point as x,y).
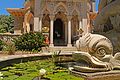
13,32 -> 46,51
0,39 -> 3,51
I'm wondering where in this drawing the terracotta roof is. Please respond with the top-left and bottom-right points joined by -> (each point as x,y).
6,8 -> 26,17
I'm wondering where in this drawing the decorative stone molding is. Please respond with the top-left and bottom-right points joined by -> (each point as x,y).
49,15 -> 55,20
67,15 -> 72,21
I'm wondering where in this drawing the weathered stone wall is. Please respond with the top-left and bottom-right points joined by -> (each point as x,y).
0,33 -> 21,42
94,0 -> 120,53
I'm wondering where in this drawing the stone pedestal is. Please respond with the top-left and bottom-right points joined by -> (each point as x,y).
70,70 -> 120,80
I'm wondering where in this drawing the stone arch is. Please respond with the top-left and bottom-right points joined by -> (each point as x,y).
54,12 -> 67,22
42,9 -> 50,33
54,2 -> 68,15
53,11 -> 68,46
42,7 -> 51,15
71,9 -> 79,16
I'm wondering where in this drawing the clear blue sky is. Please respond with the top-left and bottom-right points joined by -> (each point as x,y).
0,0 -> 25,15
0,0 -> 99,15
96,0 -> 99,11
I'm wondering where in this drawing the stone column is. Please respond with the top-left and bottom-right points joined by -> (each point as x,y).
78,17 -> 82,29
78,17 -> 83,35
23,22 -> 26,33
26,23 -> 30,33
81,2 -> 88,35
39,15 -> 43,32
82,18 -> 88,35
67,16 -> 72,47
34,17 -> 39,32
49,15 -> 54,47
34,0 -> 40,32
92,0 -> 96,12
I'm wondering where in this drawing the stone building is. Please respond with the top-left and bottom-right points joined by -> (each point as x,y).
7,0 -> 96,47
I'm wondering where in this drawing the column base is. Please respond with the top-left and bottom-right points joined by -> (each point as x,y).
49,44 -> 54,47
67,44 -> 72,47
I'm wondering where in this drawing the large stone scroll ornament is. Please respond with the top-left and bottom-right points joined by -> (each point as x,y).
76,33 -> 113,60
73,33 -> 120,72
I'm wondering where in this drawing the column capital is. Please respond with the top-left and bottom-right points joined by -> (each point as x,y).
39,15 -> 43,19
78,17 -> 82,21
50,15 -> 55,20
67,15 -> 72,21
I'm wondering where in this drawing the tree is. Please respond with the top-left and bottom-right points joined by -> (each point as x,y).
0,15 -> 14,33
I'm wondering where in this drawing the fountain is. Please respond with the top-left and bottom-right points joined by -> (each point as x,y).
70,0 -> 120,80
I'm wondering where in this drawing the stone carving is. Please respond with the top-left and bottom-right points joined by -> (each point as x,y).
76,33 -> 113,59
72,33 -> 120,72
69,1 -> 120,79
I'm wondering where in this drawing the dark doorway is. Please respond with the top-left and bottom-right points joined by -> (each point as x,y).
54,19 -> 65,46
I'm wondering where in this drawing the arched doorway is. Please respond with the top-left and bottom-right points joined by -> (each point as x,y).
54,18 -> 65,46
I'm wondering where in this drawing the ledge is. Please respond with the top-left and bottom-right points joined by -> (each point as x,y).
70,70 -> 120,80
0,52 -> 72,69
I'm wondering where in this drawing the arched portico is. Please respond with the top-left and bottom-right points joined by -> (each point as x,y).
54,18 -> 65,46
33,1 -> 90,47
53,11 -> 68,46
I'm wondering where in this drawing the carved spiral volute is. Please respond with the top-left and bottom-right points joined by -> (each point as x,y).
76,33 -> 113,60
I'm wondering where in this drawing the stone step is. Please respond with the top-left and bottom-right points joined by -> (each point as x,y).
70,69 -> 120,80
